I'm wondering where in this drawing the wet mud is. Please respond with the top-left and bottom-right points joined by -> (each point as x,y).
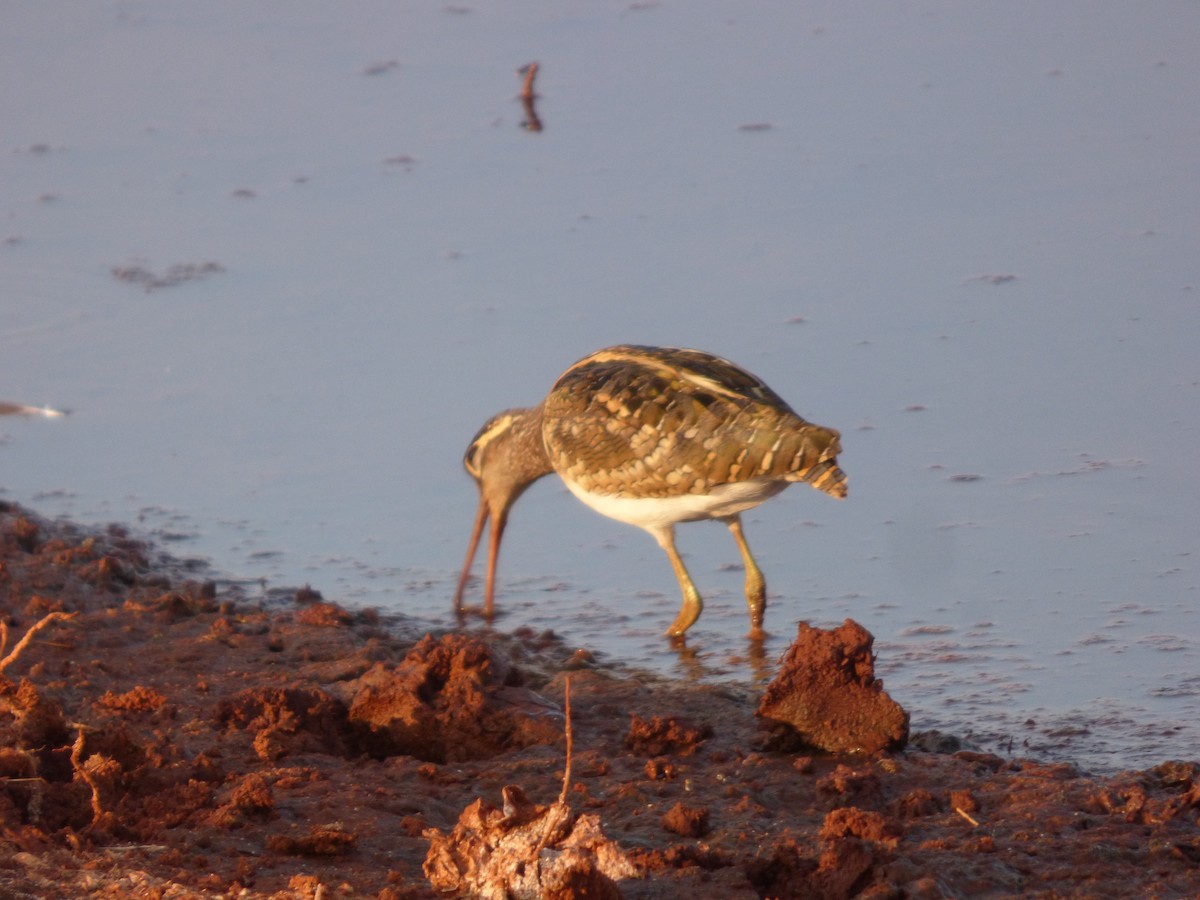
0,501 -> 1197,898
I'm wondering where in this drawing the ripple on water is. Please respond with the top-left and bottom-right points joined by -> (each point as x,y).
1151,676 -> 1200,698
899,623 -> 956,636
1136,634 -> 1190,653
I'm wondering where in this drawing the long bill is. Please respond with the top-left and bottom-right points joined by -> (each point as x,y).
453,495 -> 488,615
453,494 -> 508,620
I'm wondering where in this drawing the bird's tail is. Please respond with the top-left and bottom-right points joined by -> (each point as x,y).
799,457 -> 848,498
781,424 -> 848,498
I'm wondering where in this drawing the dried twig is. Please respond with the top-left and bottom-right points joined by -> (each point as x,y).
529,677 -> 574,857
423,673 -> 637,893
518,62 -> 543,132
558,676 -> 573,805
0,611 -> 77,675
955,806 -> 981,828
71,726 -> 105,826
518,61 -> 539,101
104,844 -> 170,855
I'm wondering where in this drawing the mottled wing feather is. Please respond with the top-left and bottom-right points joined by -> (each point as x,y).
557,345 -> 794,411
543,346 -> 847,499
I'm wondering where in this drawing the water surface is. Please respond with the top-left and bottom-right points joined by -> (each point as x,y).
3,1 -> 1197,771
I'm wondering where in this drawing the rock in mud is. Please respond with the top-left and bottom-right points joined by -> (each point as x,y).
348,633 -> 563,763
757,619 -> 909,755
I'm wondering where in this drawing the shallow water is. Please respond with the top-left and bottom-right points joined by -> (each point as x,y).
3,1 -> 1198,772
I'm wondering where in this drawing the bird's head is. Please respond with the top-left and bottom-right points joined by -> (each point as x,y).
453,405 -> 551,616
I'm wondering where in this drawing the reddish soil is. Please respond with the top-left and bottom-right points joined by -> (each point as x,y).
757,619 -> 909,756
1,500 -> 1198,898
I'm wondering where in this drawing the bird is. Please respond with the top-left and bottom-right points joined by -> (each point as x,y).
453,345 -> 847,639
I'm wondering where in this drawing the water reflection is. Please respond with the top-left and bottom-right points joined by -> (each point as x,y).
669,635 -> 773,687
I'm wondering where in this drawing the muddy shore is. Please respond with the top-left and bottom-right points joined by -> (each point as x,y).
0,500 -> 1197,898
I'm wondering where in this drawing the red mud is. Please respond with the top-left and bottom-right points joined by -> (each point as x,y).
1,501 -> 1198,898
757,619 -> 909,756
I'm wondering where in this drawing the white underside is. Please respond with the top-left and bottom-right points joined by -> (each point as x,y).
562,478 -> 788,533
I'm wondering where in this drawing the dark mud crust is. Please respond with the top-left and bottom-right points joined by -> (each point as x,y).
0,500 -> 1198,898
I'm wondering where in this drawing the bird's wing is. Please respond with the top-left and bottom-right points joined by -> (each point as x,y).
543,346 -> 844,498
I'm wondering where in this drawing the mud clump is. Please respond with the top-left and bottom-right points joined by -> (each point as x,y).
661,801 -> 710,838
1,678 -> 71,751
424,784 -> 636,899
624,714 -> 712,757
96,685 -> 169,714
748,807 -> 899,900
348,633 -> 563,763
216,686 -> 354,761
266,823 -> 357,857
757,619 -> 909,755
295,600 -> 355,627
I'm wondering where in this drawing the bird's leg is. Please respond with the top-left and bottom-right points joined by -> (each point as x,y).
723,514 -> 767,639
651,526 -> 703,638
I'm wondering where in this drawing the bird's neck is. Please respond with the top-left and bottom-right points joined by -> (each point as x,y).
507,402 -> 555,487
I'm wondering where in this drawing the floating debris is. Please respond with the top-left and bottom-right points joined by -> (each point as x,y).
16,143 -> 63,155
0,402 -> 67,418
518,62 -> 543,132
111,261 -> 225,293
361,59 -> 399,76
1009,456 -> 1145,483
965,273 -> 1018,285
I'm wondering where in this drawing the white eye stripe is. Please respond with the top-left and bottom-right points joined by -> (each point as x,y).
476,414 -> 515,445
465,414 -> 516,477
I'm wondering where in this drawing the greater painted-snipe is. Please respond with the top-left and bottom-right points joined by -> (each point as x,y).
453,345 -> 847,638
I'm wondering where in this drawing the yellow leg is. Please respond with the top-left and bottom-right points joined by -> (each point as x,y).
724,514 -> 766,637
651,526 -> 703,638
